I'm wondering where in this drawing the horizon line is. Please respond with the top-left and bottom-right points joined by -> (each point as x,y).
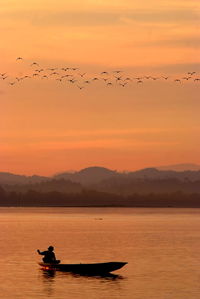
1,163 -> 200,177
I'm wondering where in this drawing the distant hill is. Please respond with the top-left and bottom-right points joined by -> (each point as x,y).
156,163 -> 200,172
0,172 -> 49,185
1,166 -> 200,194
4,179 -> 82,194
54,166 -> 118,185
127,167 -> 200,181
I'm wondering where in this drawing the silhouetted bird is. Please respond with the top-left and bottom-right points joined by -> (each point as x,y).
79,73 -> 86,77
77,85 -> 84,89
31,62 -> 39,66
115,76 -> 122,82
120,83 -> 127,87
113,70 -> 123,74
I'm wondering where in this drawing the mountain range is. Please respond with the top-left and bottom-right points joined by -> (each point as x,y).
156,163 -> 200,172
1,165 -> 200,206
1,164 -> 200,186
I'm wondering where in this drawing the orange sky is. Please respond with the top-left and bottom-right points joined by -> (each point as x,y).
0,0 -> 200,175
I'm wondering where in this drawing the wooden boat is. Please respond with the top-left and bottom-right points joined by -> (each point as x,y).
39,261 -> 127,274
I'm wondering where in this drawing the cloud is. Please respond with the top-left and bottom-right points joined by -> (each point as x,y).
0,127 -> 181,142
124,9 -> 199,24
1,7 -> 199,27
140,37 -> 200,49
118,62 -> 200,74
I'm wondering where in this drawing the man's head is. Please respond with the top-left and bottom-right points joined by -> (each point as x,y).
48,246 -> 54,251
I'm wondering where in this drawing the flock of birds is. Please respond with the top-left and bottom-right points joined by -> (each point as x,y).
0,57 -> 199,90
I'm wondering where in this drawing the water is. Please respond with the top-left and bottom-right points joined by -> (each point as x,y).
0,207 -> 200,299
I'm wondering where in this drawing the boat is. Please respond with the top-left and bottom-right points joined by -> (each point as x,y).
38,261 -> 127,274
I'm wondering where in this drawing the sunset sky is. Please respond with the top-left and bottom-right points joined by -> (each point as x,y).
0,0 -> 200,175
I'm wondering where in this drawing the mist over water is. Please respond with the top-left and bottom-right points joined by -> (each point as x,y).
0,207 -> 200,299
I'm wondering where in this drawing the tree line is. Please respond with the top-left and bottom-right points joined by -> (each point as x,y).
1,186 -> 200,207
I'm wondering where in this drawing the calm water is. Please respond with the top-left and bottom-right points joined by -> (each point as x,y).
0,207 -> 200,299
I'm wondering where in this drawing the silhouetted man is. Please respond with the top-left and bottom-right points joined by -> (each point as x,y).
37,246 -> 60,264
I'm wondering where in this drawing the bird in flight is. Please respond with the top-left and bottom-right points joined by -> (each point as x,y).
61,74 -> 73,78
68,79 -> 76,83
113,70 -> 123,74
120,83 -> 128,87
47,68 -> 57,71
77,85 -> 84,90
31,62 -> 39,66
134,77 -> 143,81
16,57 -> 23,61
115,76 -> 122,82
50,72 -> 59,76
182,77 -> 191,80
79,73 -> 86,77
35,69 -> 44,73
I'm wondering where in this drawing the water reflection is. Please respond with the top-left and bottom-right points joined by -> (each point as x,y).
41,270 -> 56,297
70,272 -> 124,280
39,269 -> 125,298
42,270 -> 56,279
41,269 -> 124,280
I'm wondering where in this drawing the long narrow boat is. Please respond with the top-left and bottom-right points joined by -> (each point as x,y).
39,261 -> 127,274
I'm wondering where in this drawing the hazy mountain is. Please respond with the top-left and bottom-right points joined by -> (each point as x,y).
156,163 -> 200,171
92,176 -> 200,195
0,172 -> 49,185
1,166 -> 200,191
126,167 -> 200,181
54,166 -> 118,185
4,179 -> 82,194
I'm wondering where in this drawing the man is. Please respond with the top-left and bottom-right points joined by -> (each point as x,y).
37,246 -> 60,264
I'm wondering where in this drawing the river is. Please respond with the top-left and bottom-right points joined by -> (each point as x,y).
0,207 -> 200,298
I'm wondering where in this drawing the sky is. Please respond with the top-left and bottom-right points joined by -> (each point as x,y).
0,0 -> 200,175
